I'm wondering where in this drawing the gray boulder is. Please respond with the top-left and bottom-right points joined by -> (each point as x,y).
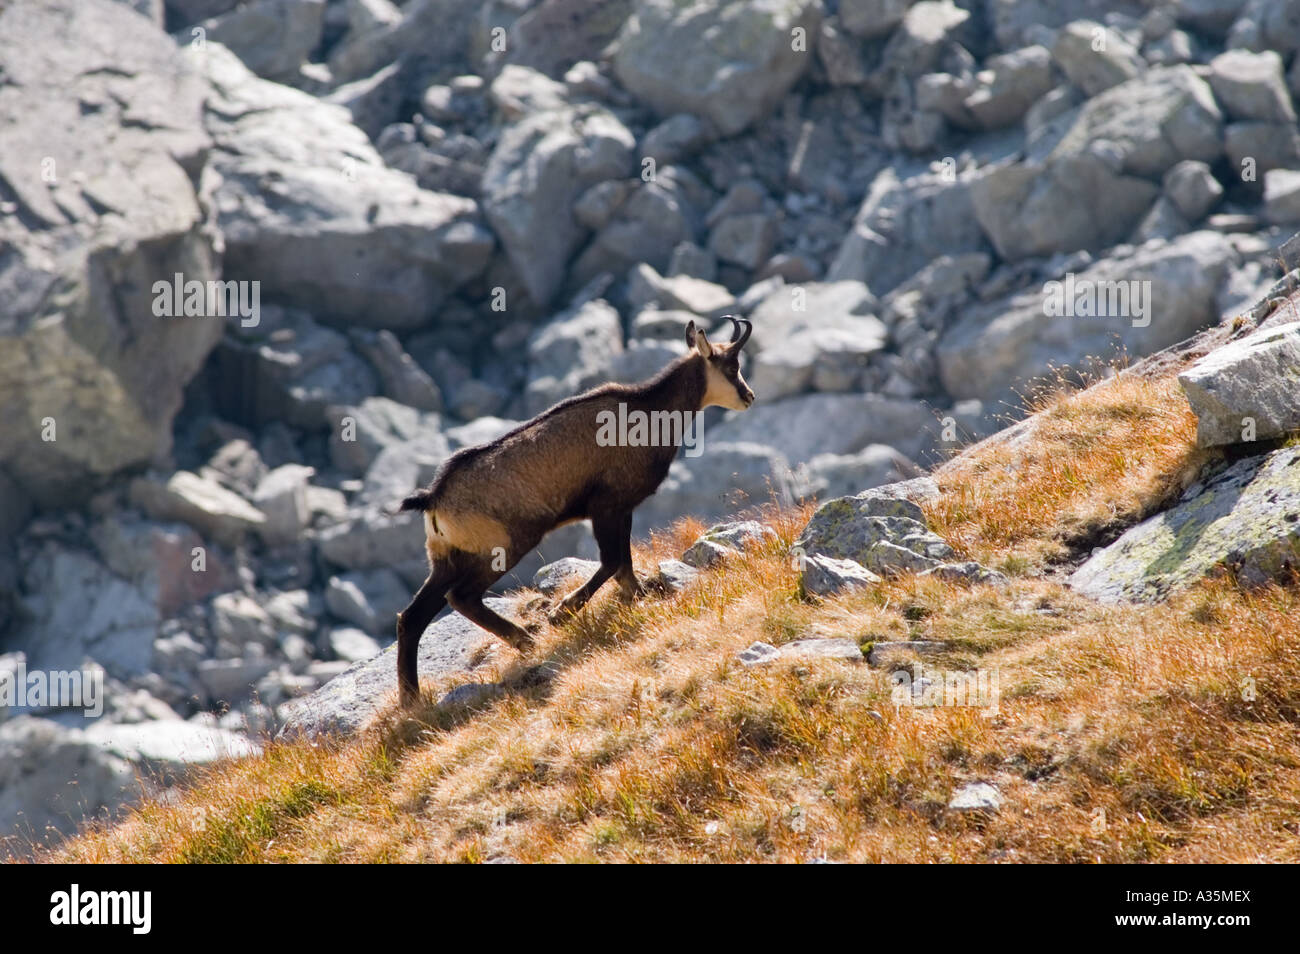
349,330 -> 443,413
970,155 -> 1158,263
828,167 -> 990,297
802,554 -> 882,596
1263,169 -> 1300,225
938,231 -> 1239,406
1225,121 -> 1300,175
737,637 -> 864,665
482,105 -> 635,306
0,717 -> 138,843
744,281 -> 885,400
1052,65 -> 1223,178
210,592 -> 277,651
524,298 -> 624,416
1069,445 -> 1300,602
1163,160 -> 1224,221
709,213 -> 779,271
9,544 -> 157,680
612,0 -> 823,136
533,558 -> 602,595
1206,49 -> 1296,124
1051,20 -> 1144,96
251,464 -> 315,547
191,0 -> 324,80
869,1 -> 972,93
794,479 -> 954,576
572,172 -> 707,284
654,559 -> 700,592
626,264 -> 737,318
497,0 -> 635,80
682,520 -> 776,567
839,0 -> 910,38
1177,320 -> 1300,447
325,397 -> 441,476
324,569 -> 411,636
948,781 -> 1002,814
128,471 -> 267,548
0,0 -> 220,506
963,45 -> 1056,130
328,627 -> 383,664
202,44 -> 491,328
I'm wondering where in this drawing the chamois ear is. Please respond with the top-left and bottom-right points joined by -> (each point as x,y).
687,321 -> 713,358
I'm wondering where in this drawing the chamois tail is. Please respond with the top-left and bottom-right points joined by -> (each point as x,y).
383,488 -> 438,522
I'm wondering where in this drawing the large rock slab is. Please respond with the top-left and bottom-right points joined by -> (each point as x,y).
612,0 -> 822,136
277,597 -> 523,738
201,43 -> 492,328
0,0 -> 221,506
938,231 -> 1239,406
1069,446 -> 1300,602
1178,321 -> 1300,448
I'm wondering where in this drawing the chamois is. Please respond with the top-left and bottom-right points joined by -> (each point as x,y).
393,316 -> 755,705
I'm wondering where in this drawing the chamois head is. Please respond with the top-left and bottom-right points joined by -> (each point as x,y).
688,315 -> 755,411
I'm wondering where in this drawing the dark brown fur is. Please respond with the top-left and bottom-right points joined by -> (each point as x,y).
394,318 -> 754,705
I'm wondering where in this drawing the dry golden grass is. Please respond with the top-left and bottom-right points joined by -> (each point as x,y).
928,372 -> 1215,568
29,371 -> 1300,864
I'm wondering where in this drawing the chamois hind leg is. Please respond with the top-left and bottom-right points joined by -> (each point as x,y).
552,511 -> 627,619
447,565 -> 534,654
396,565 -> 456,707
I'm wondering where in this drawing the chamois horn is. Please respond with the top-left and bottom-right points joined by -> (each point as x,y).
727,315 -> 752,348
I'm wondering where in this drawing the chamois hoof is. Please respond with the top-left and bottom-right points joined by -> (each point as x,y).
548,594 -> 586,624
503,630 -> 535,654
619,579 -> 649,602
398,686 -> 421,710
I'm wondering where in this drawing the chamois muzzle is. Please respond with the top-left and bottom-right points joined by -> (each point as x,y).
727,315 -> 752,349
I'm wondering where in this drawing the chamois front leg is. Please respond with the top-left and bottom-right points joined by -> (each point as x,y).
550,510 -> 634,621
396,569 -> 452,707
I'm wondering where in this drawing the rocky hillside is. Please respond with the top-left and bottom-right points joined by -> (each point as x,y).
2,0 -> 1300,850
44,287 -> 1300,862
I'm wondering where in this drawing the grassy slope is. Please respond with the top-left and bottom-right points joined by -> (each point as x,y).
35,372 -> 1300,863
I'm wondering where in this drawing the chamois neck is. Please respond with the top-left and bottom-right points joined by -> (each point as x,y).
641,352 -> 707,413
